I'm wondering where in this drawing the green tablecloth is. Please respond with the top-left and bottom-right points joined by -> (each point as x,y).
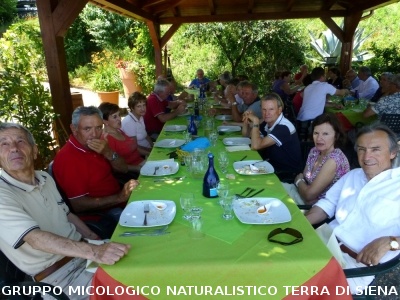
95,116 -> 349,299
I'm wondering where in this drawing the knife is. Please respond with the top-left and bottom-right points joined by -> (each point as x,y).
153,176 -> 185,182
120,232 -> 170,237
248,188 -> 265,198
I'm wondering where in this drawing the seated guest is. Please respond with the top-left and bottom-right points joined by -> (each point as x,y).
242,93 -> 302,177
305,123 -> 400,294
53,106 -> 139,215
327,67 -> 343,89
282,113 -> 350,205
272,71 -> 300,102
351,66 -> 379,100
230,81 -> 262,122
363,73 -> 400,119
0,123 -> 131,297
294,64 -> 308,85
121,92 -> 153,150
369,72 -> 393,103
342,68 -> 361,89
297,67 -> 348,123
188,68 -> 210,88
98,102 -> 146,178
143,79 -> 187,139
292,74 -> 312,115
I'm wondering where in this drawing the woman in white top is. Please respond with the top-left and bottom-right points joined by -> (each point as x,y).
121,92 -> 153,151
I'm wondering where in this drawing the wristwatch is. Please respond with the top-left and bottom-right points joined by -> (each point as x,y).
109,152 -> 119,161
252,124 -> 259,128
389,236 -> 399,251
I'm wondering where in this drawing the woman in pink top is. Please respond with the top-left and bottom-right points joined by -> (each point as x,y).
283,113 -> 350,205
99,102 -> 146,177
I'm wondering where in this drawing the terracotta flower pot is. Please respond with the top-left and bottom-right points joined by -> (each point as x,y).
97,91 -> 120,105
118,69 -> 142,99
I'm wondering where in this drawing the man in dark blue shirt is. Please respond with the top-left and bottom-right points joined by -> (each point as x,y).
242,93 -> 302,178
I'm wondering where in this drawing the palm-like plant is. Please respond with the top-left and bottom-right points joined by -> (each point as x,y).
308,22 -> 374,65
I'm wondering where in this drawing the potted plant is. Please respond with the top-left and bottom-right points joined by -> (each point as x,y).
116,59 -> 143,99
90,50 -> 123,104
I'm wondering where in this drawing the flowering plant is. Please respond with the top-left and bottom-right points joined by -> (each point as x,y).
115,60 -> 128,69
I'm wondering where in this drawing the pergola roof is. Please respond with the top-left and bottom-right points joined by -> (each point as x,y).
35,0 -> 398,136
90,0 -> 399,24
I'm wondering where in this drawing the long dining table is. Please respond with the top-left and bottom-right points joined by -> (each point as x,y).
90,112 -> 352,300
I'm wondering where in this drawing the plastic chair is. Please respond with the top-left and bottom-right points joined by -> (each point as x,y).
0,250 -> 70,300
380,114 -> 400,136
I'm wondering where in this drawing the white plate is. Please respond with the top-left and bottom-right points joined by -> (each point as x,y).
215,115 -> 233,121
217,125 -> 241,132
164,125 -> 187,132
233,198 -> 291,224
119,200 -> 176,227
154,139 -> 185,148
223,137 -> 251,146
233,160 -> 274,175
140,160 -> 179,176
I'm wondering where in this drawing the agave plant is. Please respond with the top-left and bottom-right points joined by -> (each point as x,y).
308,22 -> 374,65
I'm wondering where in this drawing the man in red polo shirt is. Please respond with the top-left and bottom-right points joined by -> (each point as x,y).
53,106 -> 138,214
144,79 -> 187,139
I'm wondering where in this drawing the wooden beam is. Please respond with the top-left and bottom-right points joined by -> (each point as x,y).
36,0 -> 75,135
159,10 -> 348,24
150,0 -> 186,16
160,23 -> 181,48
248,0 -> 255,13
339,12 -> 362,74
286,0 -> 296,12
52,0 -> 88,36
142,0 -> 167,9
208,0 -> 216,15
321,0 -> 337,11
320,17 -> 344,42
91,0 -> 156,22
147,21 -> 163,77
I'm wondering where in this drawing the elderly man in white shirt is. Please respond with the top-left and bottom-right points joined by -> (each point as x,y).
306,123 -> 400,294
351,66 -> 379,100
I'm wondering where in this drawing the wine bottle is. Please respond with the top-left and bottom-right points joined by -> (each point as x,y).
354,90 -> 359,99
188,115 -> 197,135
194,98 -> 199,116
203,153 -> 220,198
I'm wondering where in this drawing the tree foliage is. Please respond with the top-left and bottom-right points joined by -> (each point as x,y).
0,21 -> 57,169
0,0 -> 17,25
177,20 -> 306,92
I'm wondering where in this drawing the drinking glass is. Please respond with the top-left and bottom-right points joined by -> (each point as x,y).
189,215 -> 205,239
183,131 -> 192,144
209,131 -> 218,147
191,148 -> 207,179
183,155 -> 193,173
221,196 -> 234,220
217,182 -> 230,205
218,151 -> 229,174
180,193 -> 194,220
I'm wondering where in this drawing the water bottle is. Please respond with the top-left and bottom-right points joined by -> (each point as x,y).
202,153 -> 220,198
188,115 -> 197,136
199,84 -> 206,100
354,90 -> 359,99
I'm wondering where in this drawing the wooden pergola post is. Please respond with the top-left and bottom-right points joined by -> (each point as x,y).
36,0 -> 88,135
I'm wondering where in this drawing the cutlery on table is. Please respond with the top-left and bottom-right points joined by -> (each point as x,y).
235,187 -> 255,198
143,203 -> 150,226
153,176 -> 185,182
120,226 -> 169,237
248,188 -> 265,198
239,155 -> 247,161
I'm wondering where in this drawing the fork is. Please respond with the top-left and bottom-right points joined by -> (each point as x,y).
153,166 -> 160,175
235,187 -> 255,198
143,203 -> 150,226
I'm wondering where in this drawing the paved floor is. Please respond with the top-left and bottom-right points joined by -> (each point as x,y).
43,83 -> 128,108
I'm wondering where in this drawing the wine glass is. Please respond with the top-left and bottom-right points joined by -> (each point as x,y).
180,193 -> 194,220
217,182 -> 230,205
218,151 -> 229,174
